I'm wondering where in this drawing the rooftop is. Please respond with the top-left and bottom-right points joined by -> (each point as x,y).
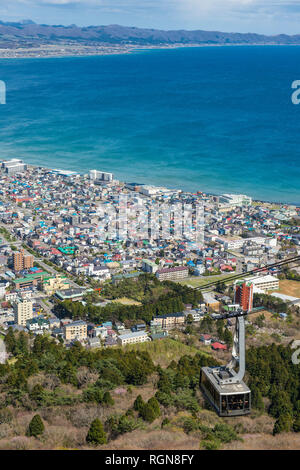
118,330 -> 148,340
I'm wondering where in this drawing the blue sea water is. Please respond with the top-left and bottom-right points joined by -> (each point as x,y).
0,46 -> 299,204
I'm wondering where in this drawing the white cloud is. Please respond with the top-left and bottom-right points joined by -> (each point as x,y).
0,0 -> 299,33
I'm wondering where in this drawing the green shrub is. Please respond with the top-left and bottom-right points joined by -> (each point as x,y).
147,397 -> 161,418
133,395 -> 145,413
86,419 -> 107,445
181,416 -> 199,434
213,423 -> 239,443
27,414 -> 44,438
161,418 -> 170,428
200,438 -> 221,450
139,403 -> 157,423
103,391 -> 114,406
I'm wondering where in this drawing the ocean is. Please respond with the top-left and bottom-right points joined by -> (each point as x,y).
0,45 -> 299,204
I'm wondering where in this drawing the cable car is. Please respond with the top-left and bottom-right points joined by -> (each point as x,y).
200,366 -> 251,417
200,309 -> 251,417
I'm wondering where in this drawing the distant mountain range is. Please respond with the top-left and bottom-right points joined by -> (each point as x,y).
0,21 -> 300,48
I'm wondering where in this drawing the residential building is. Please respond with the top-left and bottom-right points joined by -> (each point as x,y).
93,325 -> 108,339
184,309 -> 202,322
211,342 -> 227,351
43,274 -> 70,296
234,281 -> 254,312
247,275 -> 279,293
219,194 -> 252,206
202,292 -> 220,311
200,334 -> 212,345
153,312 -> 185,329
89,170 -> 113,182
48,318 -> 61,329
88,337 -> 100,348
13,249 -> 34,272
150,331 -> 168,341
156,266 -> 189,281
142,259 -> 158,274
13,272 -> 50,290
26,317 -> 49,331
2,159 -> 27,175
117,330 -> 149,346
14,298 -> 33,326
131,322 -> 147,332
64,320 -> 88,341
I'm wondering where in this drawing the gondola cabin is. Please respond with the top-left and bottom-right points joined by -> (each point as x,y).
200,366 -> 251,417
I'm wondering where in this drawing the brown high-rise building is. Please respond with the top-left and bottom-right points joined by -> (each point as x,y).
13,251 -> 23,272
234,281 -> 253,313
13,249 -> 34,272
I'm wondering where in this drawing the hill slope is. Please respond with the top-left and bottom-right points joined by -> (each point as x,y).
0,21 -> 300,48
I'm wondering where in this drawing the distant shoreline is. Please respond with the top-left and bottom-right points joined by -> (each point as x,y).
23,162 -> 299,208
1,42 -> 300,60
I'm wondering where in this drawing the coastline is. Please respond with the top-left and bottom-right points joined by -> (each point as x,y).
1,42 -> 300,60
23,161 -> 299,208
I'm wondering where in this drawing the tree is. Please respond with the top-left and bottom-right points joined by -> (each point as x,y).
27,414 -> 45,437
213,423 -> 238,443
293,414 -> 300,432
273,413 -> 293,435
4,327 -> 16,354
139,402 -> 157,423
16,331 -> 29,355
117,415 -> 136,434
30,384 -> 45,404
133,394 -> 145,413
217,321 -> 224,340
184,325 -> 193,335
148,397 -> 161,418
103,391 -> 114,406
251,386 -> 264,412
86,419 -> 107,445
223,328 -> 233,347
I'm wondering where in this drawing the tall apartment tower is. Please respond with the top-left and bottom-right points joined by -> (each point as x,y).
234,281 -> 254,313
89,170 -> 113,182
14,298 -> 33,326
13,249 -> 34,272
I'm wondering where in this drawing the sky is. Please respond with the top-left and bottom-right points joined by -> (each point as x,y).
0,0 -> 300,35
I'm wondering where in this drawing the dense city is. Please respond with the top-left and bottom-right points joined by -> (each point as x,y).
0,158 -> 299,450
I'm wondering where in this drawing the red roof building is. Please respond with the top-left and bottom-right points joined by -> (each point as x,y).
211,342 -> 227,351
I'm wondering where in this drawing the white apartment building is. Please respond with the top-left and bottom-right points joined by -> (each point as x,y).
219,194 -> 252,206
239,275 -> 279,293
89,170 -> 113,182
14,298 -> 33,326
184,310 -> 202,322
117,330 -> 149,346
216,237 -> 245,250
